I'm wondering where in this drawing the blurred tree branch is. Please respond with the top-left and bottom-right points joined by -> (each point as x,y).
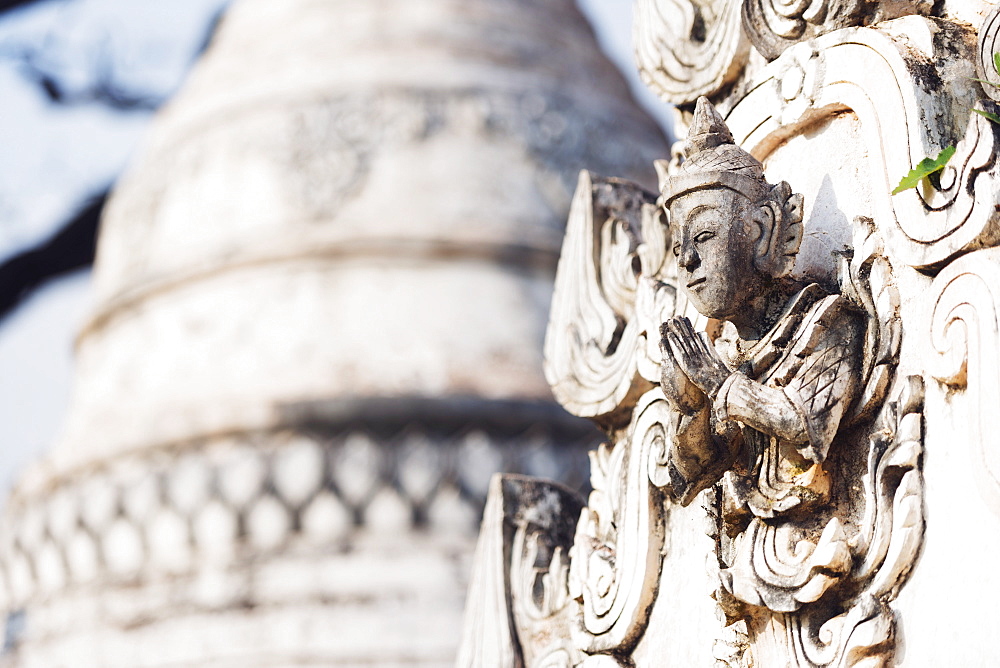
16,39 -> 164,110
0,0 -> 228,324
0,1 -> 227,111
0,0 -> 38,14
0,191 -> 107,320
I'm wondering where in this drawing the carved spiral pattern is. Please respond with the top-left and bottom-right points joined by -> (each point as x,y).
978,5 -> 1000,102
570,392 -> 668,654
725,29 -> 1000,269
742,0 -> 867,60
634,0 -> 749,104
930,248 -> 1000,515
741,0 -> 933,61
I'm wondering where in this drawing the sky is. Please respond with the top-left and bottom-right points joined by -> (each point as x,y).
0,0 -> 228,260
0,0 -> 674,489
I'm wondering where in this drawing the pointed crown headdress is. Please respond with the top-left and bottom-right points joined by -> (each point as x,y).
661,97 -> 773,204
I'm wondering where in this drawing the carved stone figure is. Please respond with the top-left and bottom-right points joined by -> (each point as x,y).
652,98 -> 916,666
658,97 -> 860,616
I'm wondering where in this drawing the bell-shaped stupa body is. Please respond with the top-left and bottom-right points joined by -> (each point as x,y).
0,0 -> 668,665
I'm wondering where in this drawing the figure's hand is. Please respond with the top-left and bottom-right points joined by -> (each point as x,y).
663,317 -> 731,400
659,322 -> 706,414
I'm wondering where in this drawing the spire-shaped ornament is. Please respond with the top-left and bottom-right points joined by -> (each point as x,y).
675,97 -> 764,180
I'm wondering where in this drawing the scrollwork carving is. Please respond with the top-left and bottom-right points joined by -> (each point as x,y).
544,171 -> 672,423
929,247 -> 1000,514
569,392 -> 669,653
458,6 -> 996,665
742,0 -> 867,61
634,0 -> 750,105
717,376 -> 924,668
839,222 -> 900,425
725,25 -> 1000,270
977,5 -> 1000,102
458,475 -> 586,668
741,0 -> 930,61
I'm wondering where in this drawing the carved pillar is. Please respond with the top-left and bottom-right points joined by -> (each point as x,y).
0,0 -> 668,665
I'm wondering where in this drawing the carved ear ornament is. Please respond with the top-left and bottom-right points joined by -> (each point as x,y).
763,182 -> 805,279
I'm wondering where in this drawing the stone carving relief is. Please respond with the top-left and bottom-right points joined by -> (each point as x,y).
741,0 -> 932,61
635,0 -> 750,104
929,247 -> 1000,513
978,4 -> 1000,102
459,475 -> 585,667
647,103 -> 919,668
460,3 -> 1000,667
636,0 -> 936,104
722,23 -> 1000,271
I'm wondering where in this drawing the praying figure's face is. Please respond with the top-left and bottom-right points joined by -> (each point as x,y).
669,187 -> 769,325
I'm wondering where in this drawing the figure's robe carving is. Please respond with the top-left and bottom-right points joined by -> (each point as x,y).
705,286 -> 864,615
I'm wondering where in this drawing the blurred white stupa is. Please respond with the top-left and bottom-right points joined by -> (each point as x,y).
0,0 -> 667,665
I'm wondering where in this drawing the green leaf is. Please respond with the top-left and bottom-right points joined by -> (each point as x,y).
891,145 -> 956,195
969,52 -> 1000,90
970,77 -> 1000,89
974,108 -> 1000,125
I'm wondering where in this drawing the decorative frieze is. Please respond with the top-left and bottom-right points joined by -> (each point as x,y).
0,419 -> 594,615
